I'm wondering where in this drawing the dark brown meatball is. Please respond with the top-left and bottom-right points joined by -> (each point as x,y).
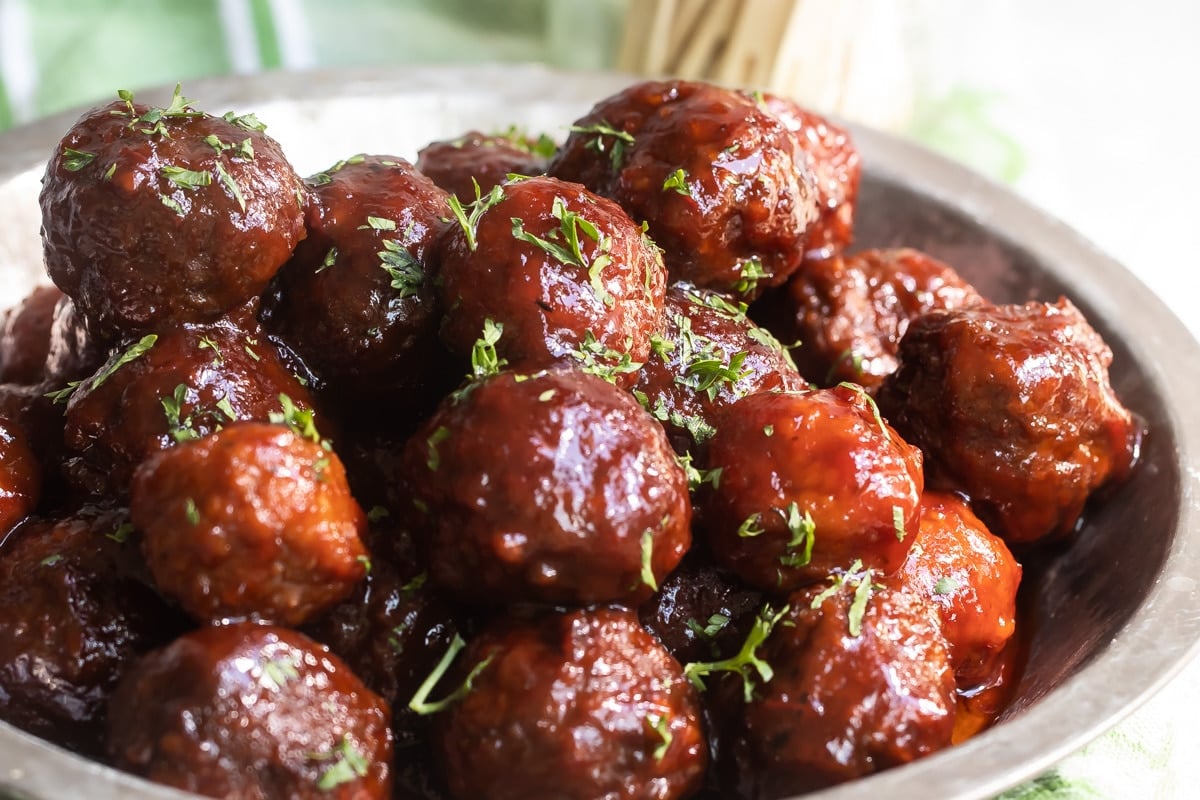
265,155 -> 456,415
633,283 -> 807,453
130,421 -> 367,626
436,175 -> 666,387
107,622 -> 392,799
416,129 -> 553,199
0,414 -> 40,536
0,506 -> 182,755
59,304 -> 318,498
898,492 -> 1022,687
403,369 -> 691,606
732,577 -> 956,797
783,248 -> 985,389
550,79 -> 818,295
39,87 -> 305,335
433,606 -> 707,800
0,284 -> 61,385
700,387 -> 923,591
877,299 -> 1142,544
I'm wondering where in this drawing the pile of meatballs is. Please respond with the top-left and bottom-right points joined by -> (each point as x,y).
0,79 -> 1141,800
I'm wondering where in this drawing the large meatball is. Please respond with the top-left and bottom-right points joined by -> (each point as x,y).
433,606 -> 707,800
436,175 -> 666,386
0,414 -> 40,535
0,506 -> 182,755
550,79 -> 818,295
0,284 -> 61,385
700,387 -> 923,591
732,578 -> 956,797
107,623 -> 392,799
416,129 -> 553,200
403,369 -> 691,606
40,87 -> 305,335
265,155 -> 455,414
877,299 -> 1142,544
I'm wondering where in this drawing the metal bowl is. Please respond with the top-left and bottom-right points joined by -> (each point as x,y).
2,65 -> 1199,800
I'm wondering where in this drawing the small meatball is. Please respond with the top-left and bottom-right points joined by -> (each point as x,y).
40,88 -> 305,335
265,155 -> 456,415
433,606 -> 707,800
0,285 -> 61,385
733,577 -> 956,797
107,623 -> 392,799
416,129 -> 553,199
550,79 -> 818,295
700,387 -> 922,591
898,492 -> 1022,687
403,369 -> 691,606
0,415 -> 40,535
436,175 -> 666,387
783,248 -> 985,389
877,299 -> 1142,544
130,421 -> 368,626
633,283 -> 807,454
0,506 -> 182,755
59,304 -> 318,498
759,94 -> 862,260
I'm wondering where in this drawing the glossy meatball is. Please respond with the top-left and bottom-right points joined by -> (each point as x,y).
783,248 -> 984,389
403,369 -> 691,606
59,304 -> 318,498
877,299 -> 1142,544
550,79 -> 819,295
436,175 -> 666,387
107,623 -> 392,799
733,578 -> 956,797
433,606 -> 707,800
0,414 -> 40,536
0,284 -> 61,385
40,87 -> 305,335
265,155 -> 456,413
633,283 -> 807,453
700,387 -> 923,591
416,129 -> 553,199
898,492 -> 1022,687
0,506 -> 182,755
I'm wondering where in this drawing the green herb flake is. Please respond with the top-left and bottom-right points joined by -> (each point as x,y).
103,163 -> 116,181
198,335 -> 223,364
778,502 -> 816,568
893,505 -> 907,541
107,522 -> 135,544
569,120 -> 635,170
675,452 -> 721,492
215,162 -> 246,212
425,426 -> 451,471
379,240 -> 423,298
810,560 -> 875,637
408,634 -> 494,715
316,247 -> 338,274
161,383 -> 198,442
763,424 -> 774,437
933,576 -> 960,596
261,655 -> 300,689
839,381 -> 890,442
683,603 -> 789,702
221,110 -> 268,132
537,389 -> 557,402
733,258 -> 769,295
47,334 -> 157,404
160,194 -> 185,216
511,196 -> 614,308
61,148 -> 96,171
161,165 -> 211,191
640,529 -> 658,591
568,330 -> 641,384
315,735 -> 370,790
359,216 -> 397,231
40,554 -> 63,567
184,498 -> 200,526
848,567 -> 875,636
662,168 -> 691,196
737,513 -> 764,538
356,554 -> 372,574
470,319 -> 506,380
447,181 -> 505,251
686,613 -> 731,640
268,394 -> 325,447
647,714 -> 673,762
367,505 -> 389,522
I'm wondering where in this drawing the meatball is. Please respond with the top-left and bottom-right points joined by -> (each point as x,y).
0,414 -> 40,536
265,155 -> 456,415
59,304 -> 318,498
782,248 -> 984,389
42,293 -> 113,388
877,299 -> 1142,544
435,175 -> 666,387
416,129 -> 553,199
130,421 -> 368,626
898,492 -> 1022,687
732,577 -> 956,797
107,623 -> 392,799
40,87 -> 305,335
403,369 -> 691,606
0,506 -> 182,755
550,79 -> 818,294
633,283 -> 807,454
0,284 -> 61,385
700,387 -> 923,591
433,606 -> 707,800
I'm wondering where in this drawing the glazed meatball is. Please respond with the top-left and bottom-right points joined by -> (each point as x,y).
40,87 -> 305,335
700,387 -> 923,591
130,421 -> 368,626
0,284 -> 61,385
265,155 -> 456,414
416,129 -> 553,199
433,606 -> 707,800
898,492 -> 1022,687
0,506 -> 182,755
107,623 -> 392,799
403,369 -> 691,606
59,304 -> 318,498
0,414 -> 40,535
782,248 -> 984,389
732,577 -> 956,797
877,299 -> 1142,544
759,93 -> 862,260
436,175 -> 666,386
633,283 -> 807,454
550,79 -> 818,295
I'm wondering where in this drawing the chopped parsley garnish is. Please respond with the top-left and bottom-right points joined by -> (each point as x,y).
568,330 -> 641,384
569,120 -> 635,170
359,216 -> 397,231
61,148 -> 96,171
493,125 -> 558,159
425,426 -> 451,471
470,319 -> 506,380
733,258 -> 770,295
198,336 -> 223,364
314,735 -> 370,790
763,424 -> 775,437
746,324 -> 799,371
662,168 -> 691,196
684,603 -> 789,702
737,513 -> 764,538
39,554 -> 63,567
675,452 -> 722,492
778,502 -> 816,568
933,576 -> 960,596
107,522 -> 134,544
261,655 -> 300,689
838,381 -> 890,442
640,529 -> 658,591
447,180 -> 504,251
221,110 -> 267,132
103,163 -> 116,180
269,394 -> 328,450
672,315 -> 751,400
893,505 -> 907,541
161,165 -> 211,191
45,334 -> 157,404
408,634 -> 494,715
511,196 -> 613,307
379,240 -> 423,297
810,559 -> 876,637
184,498 -> 200,526
366,505 -> 389,522
316,247 -> 338,274
686,613 -> 731,640
307,154 -> 364,186
647,714 -> 673,762
214,162 -> 246,212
